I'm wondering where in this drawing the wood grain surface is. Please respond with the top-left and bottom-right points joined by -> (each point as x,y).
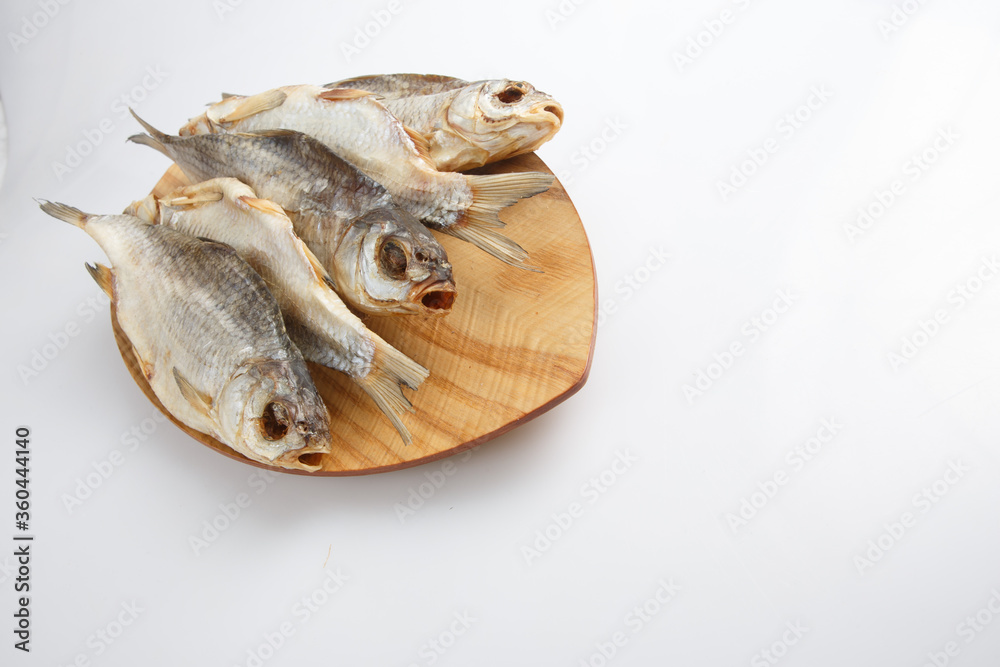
111,152 -> 597,475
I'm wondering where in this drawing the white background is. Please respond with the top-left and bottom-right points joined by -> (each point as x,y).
3,1 -> 1000,665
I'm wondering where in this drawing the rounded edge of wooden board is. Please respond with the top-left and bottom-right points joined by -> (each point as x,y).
113,153 -> 597,476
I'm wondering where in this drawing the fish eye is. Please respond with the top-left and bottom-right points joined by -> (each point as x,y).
260,401 -> 290,441
497,85 -> 525,104
378,239 -> 408,279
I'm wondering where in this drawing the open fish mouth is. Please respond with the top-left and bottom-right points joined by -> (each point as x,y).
274,445 -> 328,472
525,101 -> 563,128
254,396 -> 332,472
411,279 -> 457,314
535,102 -> 564,127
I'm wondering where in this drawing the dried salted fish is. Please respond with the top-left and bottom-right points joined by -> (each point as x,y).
327,74 -> 564,172
128,114 -> 456,317
179,85 -> 552,268
38,201 -> 332,472
129,178 -> 428,444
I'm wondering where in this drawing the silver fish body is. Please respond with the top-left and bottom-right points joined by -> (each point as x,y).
130,178 -> 429,444
128,116 -> 456,317
38,201 -> 332,471
327,74 -> 564,172
180,85 -> 552,268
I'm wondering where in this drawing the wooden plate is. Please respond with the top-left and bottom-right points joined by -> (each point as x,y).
111,153 -> 596,475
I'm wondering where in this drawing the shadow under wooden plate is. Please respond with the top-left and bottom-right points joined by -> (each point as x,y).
111,152 -> 596,475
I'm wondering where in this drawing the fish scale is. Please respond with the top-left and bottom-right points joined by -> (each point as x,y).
128,115 -> 456,318
180,84 -> 553,268
38,201 -> 333,472
132,177 -> 430,444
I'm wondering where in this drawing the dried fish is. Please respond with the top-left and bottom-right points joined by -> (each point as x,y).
128,114 -> 456,317
327,74 -> 564,172
129,178 -> 428,444
180,85 -> 552,268
38,200 -> 332,471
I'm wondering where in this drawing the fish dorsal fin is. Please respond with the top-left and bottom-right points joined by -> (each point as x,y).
220,92 -> 241,100
325,74 -> 469,97
402,124 -> 435,167
317,87 -> 376,102
214,89 -> 287,125
241,128 -> 303,139
85,262 -> 114,299
236,195 -> 285,218
124,194 -> 159,223
173,368 -> 214,417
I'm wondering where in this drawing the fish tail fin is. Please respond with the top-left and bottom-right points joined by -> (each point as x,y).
127,110 -> 172,158
451,171 -> 553,269
465,171 -> 553,226
36,200 -> 92,229
355,339 -> 429,446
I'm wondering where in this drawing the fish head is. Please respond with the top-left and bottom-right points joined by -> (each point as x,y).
333,207 -> 456,316
446,79 -> 564,160
218,359 -> 332,471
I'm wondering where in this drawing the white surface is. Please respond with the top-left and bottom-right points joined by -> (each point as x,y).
3,1 -> 1000,665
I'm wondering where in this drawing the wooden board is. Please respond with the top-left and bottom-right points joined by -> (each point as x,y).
111,153 -> 596,475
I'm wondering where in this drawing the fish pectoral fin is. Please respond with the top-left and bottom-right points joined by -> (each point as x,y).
295,239 -> 335,286
173,368 -> 214,417
215,89 -> 287,125
236,195 -> 285,218
162,179 -> 229,208
85,262 -> 115,299
163,189 -> 225,208
317,87 -> 377,102
402,124 -> 435,168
